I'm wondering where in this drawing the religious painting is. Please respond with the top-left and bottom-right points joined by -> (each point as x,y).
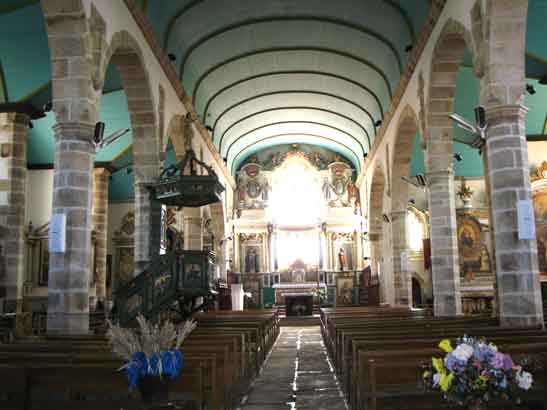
243,277 -> 261,308
116,247 -> 134,289
457,214 -> 483,281
531,163 -> 547,278
336,274 -> 354,306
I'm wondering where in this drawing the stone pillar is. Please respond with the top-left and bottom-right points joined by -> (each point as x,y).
391,210 -> 411,306
134,181 -> 161,276
0,113 -> 28,312
426,169 -> 462,316
485,105 -> 544,327
47,123 -> 95,335
92,167 -> 109,304
184,207 -> 203,251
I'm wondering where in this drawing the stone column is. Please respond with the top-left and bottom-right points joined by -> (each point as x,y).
485,105 -> 544,327
426,169 -> 462,316
92,167 -> 109,305
47,123 -> 95,335
0,113 -> 28,312
184,207 -> 203,251
391,210 -> 411,306
134,181 -> 161,276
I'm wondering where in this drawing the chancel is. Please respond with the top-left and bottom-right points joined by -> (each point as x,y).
0,1 -> 546,409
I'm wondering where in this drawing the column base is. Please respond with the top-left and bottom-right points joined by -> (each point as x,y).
47,312 -> 90,335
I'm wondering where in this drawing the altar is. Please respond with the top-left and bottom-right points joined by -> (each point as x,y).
272,282 -> 325,305
285,293 -> 314,316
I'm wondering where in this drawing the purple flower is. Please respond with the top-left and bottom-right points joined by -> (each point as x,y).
502,354 -> 514,370
445,353 -> 466,373
473,343 -> 495,362
490,352 -> 505,369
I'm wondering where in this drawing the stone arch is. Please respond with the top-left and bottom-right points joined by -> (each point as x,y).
368,163 -> 389,301
100,30 -> 160,275
391,105 -> 420,212
389,106 -> 420,306
424,18 -> 478,316
166,114 -> 189,158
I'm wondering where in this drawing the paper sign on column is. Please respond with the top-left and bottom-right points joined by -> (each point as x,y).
49,213 -> 66,253
517,199 -> 536,240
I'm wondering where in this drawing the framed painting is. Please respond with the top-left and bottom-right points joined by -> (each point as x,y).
336,274 -> 354,306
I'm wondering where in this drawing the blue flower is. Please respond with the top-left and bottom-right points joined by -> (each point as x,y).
444,352 -> 466,373
161,351 -> 179,378
149,352 -> 161,376
126,352 -> 148,390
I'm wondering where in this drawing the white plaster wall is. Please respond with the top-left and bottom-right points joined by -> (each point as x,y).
107,202 -> 134,256
25,169 -> 53,227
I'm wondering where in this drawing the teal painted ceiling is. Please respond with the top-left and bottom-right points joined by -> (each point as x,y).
143,0 -> 431,173
2,0 -> 547,201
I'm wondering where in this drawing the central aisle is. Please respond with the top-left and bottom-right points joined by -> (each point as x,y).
240,326 -> 347,410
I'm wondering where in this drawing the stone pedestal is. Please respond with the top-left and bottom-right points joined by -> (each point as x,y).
0,113 -> 28,311
485,105 -> 544,327
92,168 -> 109,304
47,123 -> 95,335
426,169 -> 462,316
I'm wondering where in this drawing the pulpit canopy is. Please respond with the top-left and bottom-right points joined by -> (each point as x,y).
150,149 -> 224,207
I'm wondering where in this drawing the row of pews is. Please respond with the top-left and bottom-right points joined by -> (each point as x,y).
321,306 -> 547,410
0,309 -> 279,410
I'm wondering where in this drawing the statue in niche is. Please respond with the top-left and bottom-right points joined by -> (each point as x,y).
245,247 -> 260,273
246,180 -> 261,199
261,180 -> 270,201
322,177 -> 333,201
338,248 -> 347,271
333,177 -> 347,196
479,245 -> 491,272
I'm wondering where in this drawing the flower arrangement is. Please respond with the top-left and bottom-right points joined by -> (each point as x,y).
422,336 -> 533,408
107,315 -> 196,390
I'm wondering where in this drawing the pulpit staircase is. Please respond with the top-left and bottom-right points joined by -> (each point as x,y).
114,250 -> 217,326
113,147 -> 224,326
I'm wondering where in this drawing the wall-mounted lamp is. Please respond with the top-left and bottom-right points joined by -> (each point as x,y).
526,84 -> 536,95
453,153 -> 463,162
382,214 -> 390,223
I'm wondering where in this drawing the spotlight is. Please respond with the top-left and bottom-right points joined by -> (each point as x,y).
382,214 -> 390,223
28,121 -> 33,129
405,44 -> 413,52
223,157 -> 228,164
205,125 -> 213,133
43,102 -> 52,112
539,76 -> 547,85
363,256 -> 371,260
408,198 -> 416,204
363,153 -> 368,160
454,153 -> 463,162
93,122 -> 105,144
526,84 -> 536,95
168,53 -> 176,62
374,120 -> 382,127
416,173 -> 427,187
126,167 -> 132,175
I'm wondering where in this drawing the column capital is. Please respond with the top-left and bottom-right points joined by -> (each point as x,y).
485,104 -> 528,124
0,112 -> 29,127
53,122 -> 95,141
93,167 -> 111,177
425,169 -> 453,179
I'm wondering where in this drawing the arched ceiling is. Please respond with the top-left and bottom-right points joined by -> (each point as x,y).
148,0 -> 430,173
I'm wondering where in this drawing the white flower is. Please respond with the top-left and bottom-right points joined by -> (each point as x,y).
452,343 -> 474,362
516,371 -> 533,391
433,373 -> 441,387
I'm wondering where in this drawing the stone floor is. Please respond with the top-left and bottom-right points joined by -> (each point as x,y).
238,326 -> 347,410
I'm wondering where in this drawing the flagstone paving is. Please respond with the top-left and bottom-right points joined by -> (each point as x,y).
239,326 -> 347,410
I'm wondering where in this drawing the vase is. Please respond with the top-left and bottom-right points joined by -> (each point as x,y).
138,376 -> 174,409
